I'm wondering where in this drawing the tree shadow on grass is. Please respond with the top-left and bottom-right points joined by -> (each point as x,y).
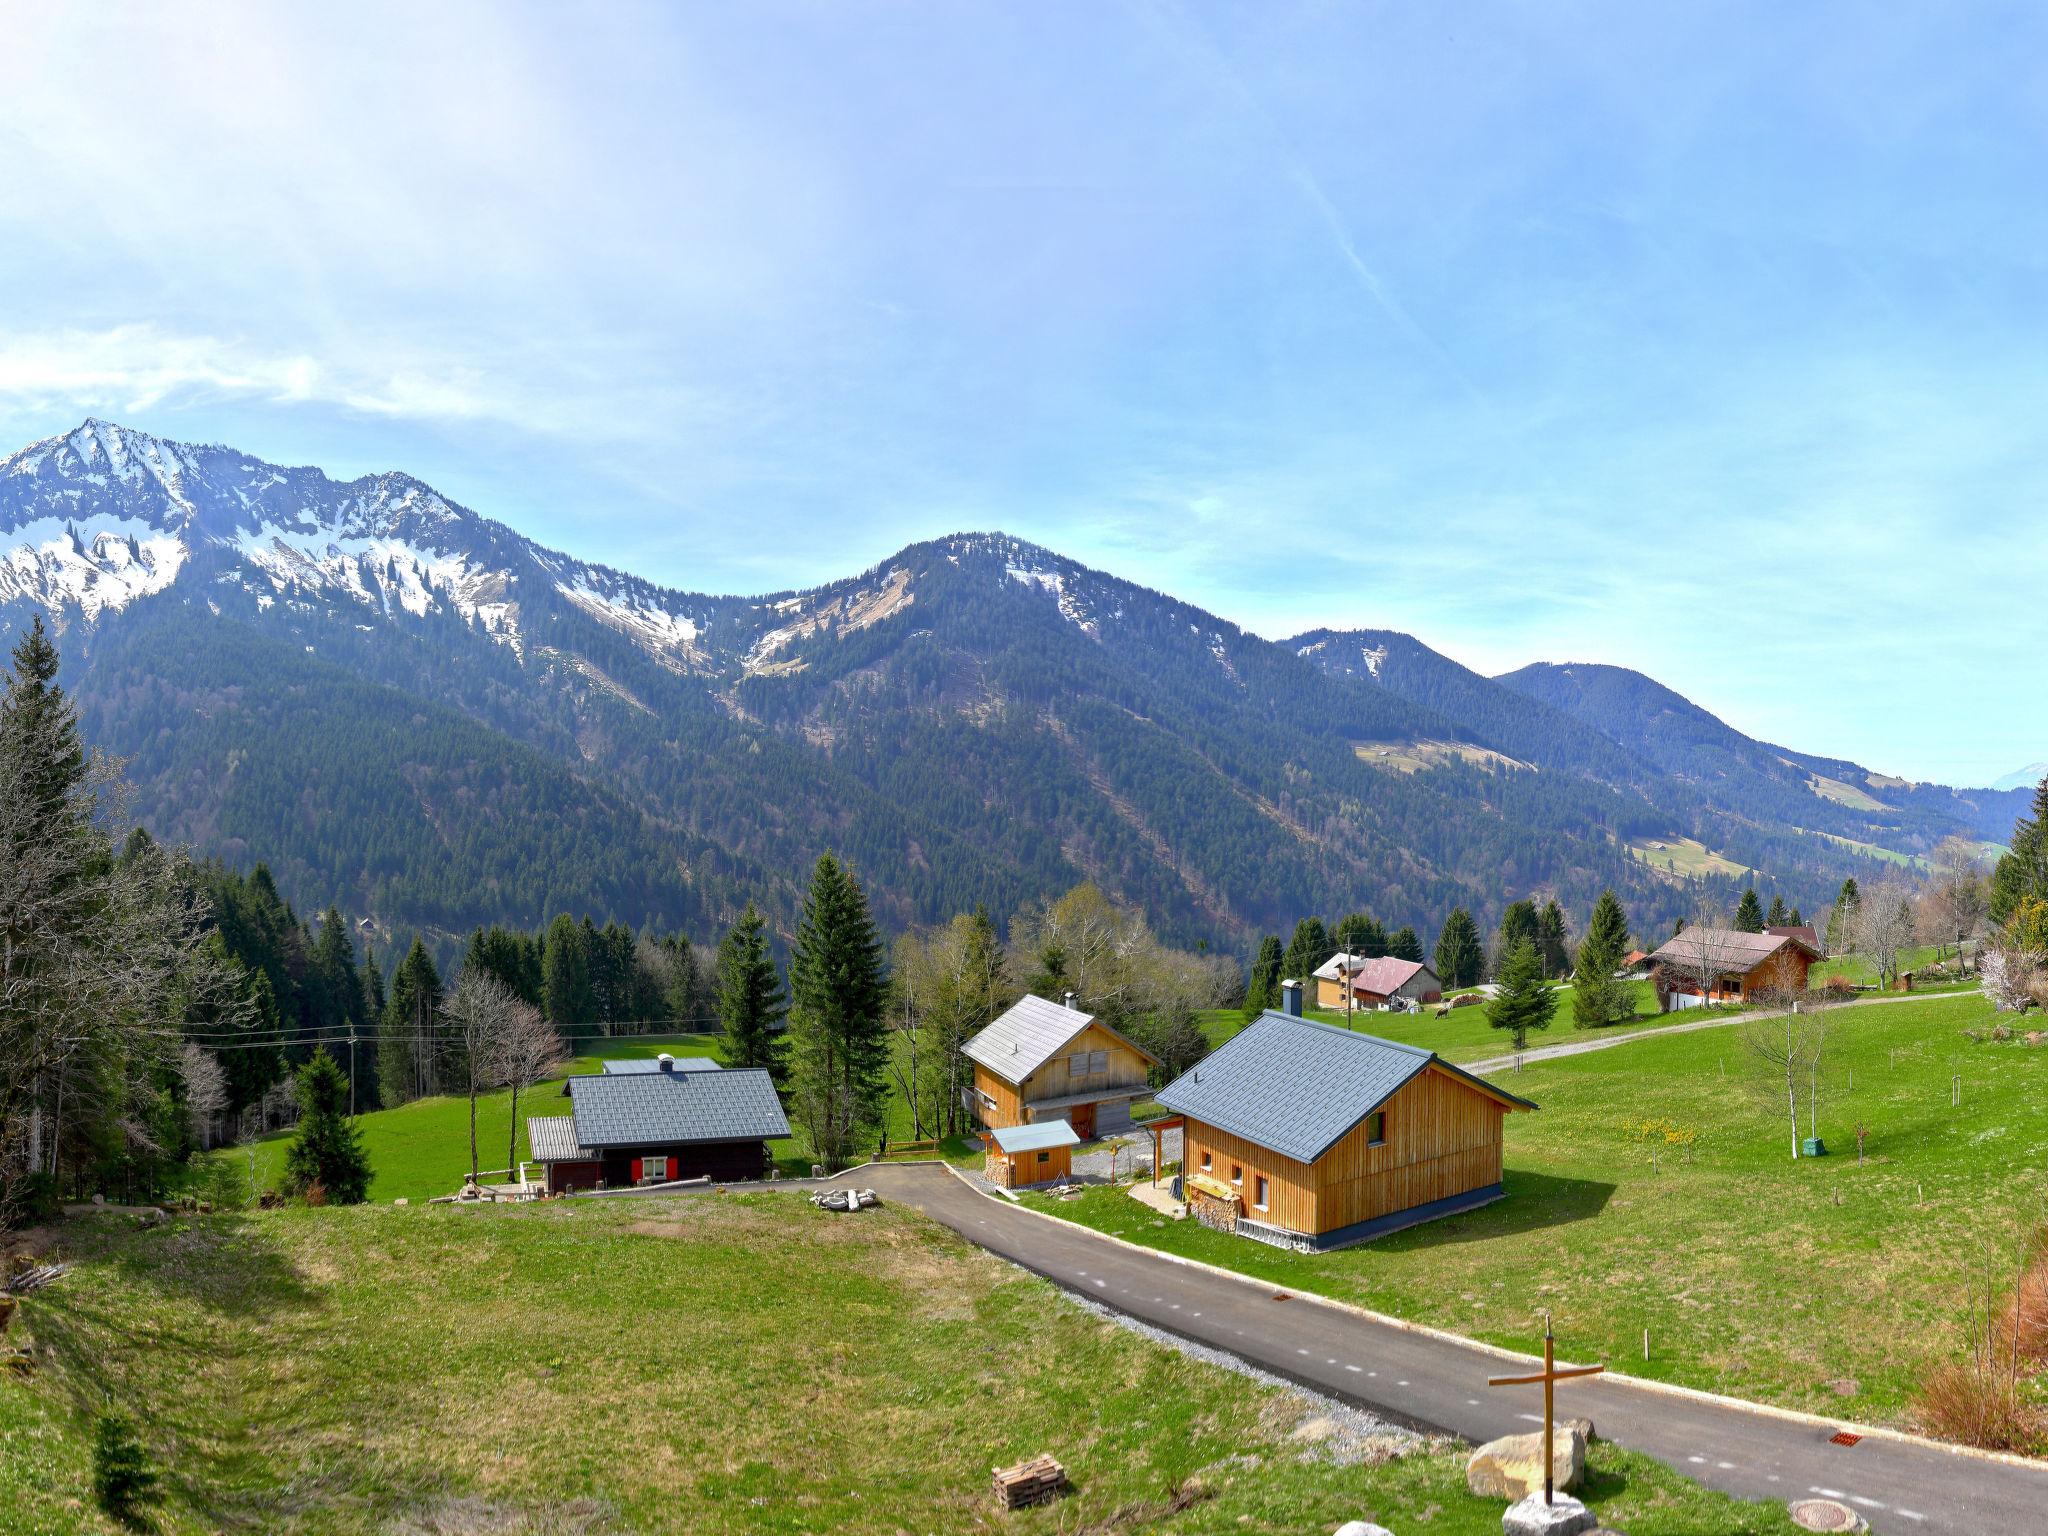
1366,1170 -> 1616,1253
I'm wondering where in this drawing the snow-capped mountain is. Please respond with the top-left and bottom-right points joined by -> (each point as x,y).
0,420 -> 2025,954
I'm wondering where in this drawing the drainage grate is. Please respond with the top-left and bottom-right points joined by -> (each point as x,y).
1828,1430 -> 1861,1447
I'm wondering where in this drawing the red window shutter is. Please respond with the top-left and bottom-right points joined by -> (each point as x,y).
630,1158 -> 642,1183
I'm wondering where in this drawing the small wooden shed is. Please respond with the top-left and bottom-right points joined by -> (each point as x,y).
985,1119 -> 1080,1189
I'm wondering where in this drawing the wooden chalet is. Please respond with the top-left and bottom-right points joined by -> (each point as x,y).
1650,926 -> 1822,1009
1312,953 -> 1444,1009
1153,1010 -> 1535,1252
525,1053 -> 789,1194
984,1118 -> 1080,1189
962,994 -> 1160,1140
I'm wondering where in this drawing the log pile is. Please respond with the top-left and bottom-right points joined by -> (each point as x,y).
991,1453 -> 1067,1510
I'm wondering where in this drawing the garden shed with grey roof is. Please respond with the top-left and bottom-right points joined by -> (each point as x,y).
525,1055 -> 789,1194
1155,1011 -> 1535,1251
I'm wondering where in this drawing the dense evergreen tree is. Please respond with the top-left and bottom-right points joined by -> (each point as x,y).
1585,889 -> 1630,961
1281,918 -> 1334,989
1765,894 -> 1788,927
1991,776 -> 2048,924
1789,906 -> 1803,928
716,903 -> 787,1082
1433,908 -> 1484,988
1488,940 -> 1554,1053
1733,887 -> 1764,933
1499,899 -> 1540,961
378,938 -> 444,1106
1386,925 -> 1423,963
1334,912 -> 1387,958
283,1047 -> 371,1204
1536,900 -> 1571,978
1243,935 -> 1283,1018
540,913 -> 593,1027
465,925 -> 544,1006
786,855 -> 890,1166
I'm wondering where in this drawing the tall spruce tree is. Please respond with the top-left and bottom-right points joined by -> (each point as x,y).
540,913 -> 593,1028
1991,776 -> 2048,924
1733,887 -> 1764,932
378,938 -> 443,1107
1488,940 -> 1554,1054
1334,912 -> 1387,958
785,855 -> 890,1166
1386,925 -> 1423,963
1281,918 -> 1333,990
1765,894 -> 1789,927
1434,908 -> 1484,989
283,1047 -> 371,1204
716,903 -> 787,1081
1243,934 -> 1284,1019
1536,900 -> 1571,979
1499,899 -> 1540,961
1572,889 -> 1633,1030
1585,889 -> 1630,961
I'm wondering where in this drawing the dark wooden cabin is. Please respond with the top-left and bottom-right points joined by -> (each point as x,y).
526,1055 -> 789,1194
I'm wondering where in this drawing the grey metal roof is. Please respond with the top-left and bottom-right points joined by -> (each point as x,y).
962,993 -> 1159,1085
1156,1011 -> 1535,1164
990,1120 -> 1081,1153
526,1116 -> 595,1163
565,1067 -> 789,1149
600,1056 -> 722,1074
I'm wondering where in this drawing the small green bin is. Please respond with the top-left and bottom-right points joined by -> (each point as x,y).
1801,1137 -> 1828,1157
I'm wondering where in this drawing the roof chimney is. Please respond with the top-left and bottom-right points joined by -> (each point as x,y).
1062,991 -> 1078,1011
657,1052 -> 675,1072
1280,979 -> 1303,1018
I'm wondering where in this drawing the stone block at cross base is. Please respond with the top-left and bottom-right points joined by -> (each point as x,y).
1334,1523 -> 1397,1536
1467,1427 -> 1587,1500
1502,1492 -> 1597,1536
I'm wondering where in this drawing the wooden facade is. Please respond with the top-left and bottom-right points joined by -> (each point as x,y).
1181,1064 -> 1511,1245
972,1019 -> 1154,1133
540,1139 -> 771,1195
1655,946 -> 1814,1005
984,1139 -> 1073,1189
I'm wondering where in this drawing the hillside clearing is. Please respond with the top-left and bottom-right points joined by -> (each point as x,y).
1626,834 -> 1753,880
0,1197 -> 1797,1534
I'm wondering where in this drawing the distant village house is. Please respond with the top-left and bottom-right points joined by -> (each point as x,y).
525,1053 -> 789,1194
1312,953 -> 1444,1010
1650,926 -> 1821,1010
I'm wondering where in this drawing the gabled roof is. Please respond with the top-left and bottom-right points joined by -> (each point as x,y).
1766,924 -> 1822,952
1325,956 -> 1434,996
1650,925 -> 1820,971
564,1067 -> 789,1149
961,994 -> 1159,1086
1156,1011 -> 1535,1164
989,1120 -> 1081,1154
526,1116 -> 596,1163
601,1056 -> 721,1074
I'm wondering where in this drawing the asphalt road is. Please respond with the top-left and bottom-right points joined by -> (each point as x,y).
836,1162 -> 2048,1536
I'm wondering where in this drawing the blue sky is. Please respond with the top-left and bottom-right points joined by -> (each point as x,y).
1,2 -> 2041,785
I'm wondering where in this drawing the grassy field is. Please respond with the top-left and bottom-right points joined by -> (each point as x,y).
1626,834 -> 1753,879
1033,991 -> 2043,1429
219,1032 -> 980,1204
1200,979 -> 1685,1066
0,1196 -> 1800,1535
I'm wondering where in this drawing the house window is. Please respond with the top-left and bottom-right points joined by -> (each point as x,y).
1230,1164 -> 1242,1185
1036,1150 -> 1051,1165
1199,1151 -> 1212,1171
1253,1175 -> 1269,1210
1367,1112 -> 1387,1147
642,1156 -> 669,1182
1070,1049 -> 1109,1077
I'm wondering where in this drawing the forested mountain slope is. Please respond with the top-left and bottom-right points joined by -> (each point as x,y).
0,420 -> 2019,950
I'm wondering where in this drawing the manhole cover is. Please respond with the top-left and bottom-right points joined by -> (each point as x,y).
1788,1499 -> 1865,1533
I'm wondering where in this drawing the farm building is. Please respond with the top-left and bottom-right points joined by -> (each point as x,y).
1650,926 -> 1821,1009
984,1119 -> 1080,1189
1152,1010 -> 1536,1252
963,993 -> 1160,1140
1766,923 -> 1823,952
1311,953 -> 1444,1009
526,1055 -> 789,1194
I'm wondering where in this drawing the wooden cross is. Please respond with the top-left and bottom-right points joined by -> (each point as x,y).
1487,1311 -> 1606,1506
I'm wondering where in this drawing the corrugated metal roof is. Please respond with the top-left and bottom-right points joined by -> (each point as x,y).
526,1116 -> 595,1163
565,1067 -> 790,1149
1157,1011 -> 1534,1164
600,1056 -> 722,1075
1318,956 -> 1433,996
990,1120 -> 1080,1153
962,994 -> 1158,1084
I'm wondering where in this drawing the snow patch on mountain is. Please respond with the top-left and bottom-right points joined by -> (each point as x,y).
0,515 -> 187,619
1361,644 -> 1387,679
236,522 -> 515,642
1006,563 -> 1097,636
554,580 -> 700,661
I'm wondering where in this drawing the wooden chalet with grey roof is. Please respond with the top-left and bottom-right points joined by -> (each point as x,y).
962,994 -> 1160,1141
1153,1010 -> 1536,1251
525,1053 -> 789,1194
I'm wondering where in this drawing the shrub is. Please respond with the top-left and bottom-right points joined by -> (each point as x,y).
91,1413 -> 158,1524
1917,1221 -> 2048,1452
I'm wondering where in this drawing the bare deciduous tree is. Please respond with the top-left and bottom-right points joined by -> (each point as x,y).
492,996 -> 566,1176
443,971 -> 520,1183
1855,877 -> 1919,990
1658,899 -> 1748,1011
181,1043 -> 229,1151
1745,952 -> 1821,1160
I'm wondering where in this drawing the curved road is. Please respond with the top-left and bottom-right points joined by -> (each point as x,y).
832,1162 -> 2046,1536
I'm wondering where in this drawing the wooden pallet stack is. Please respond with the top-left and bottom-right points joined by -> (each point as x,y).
991,1453 -> 1067,1510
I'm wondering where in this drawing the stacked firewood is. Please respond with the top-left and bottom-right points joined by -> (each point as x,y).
991,1453 -> 1067,1509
